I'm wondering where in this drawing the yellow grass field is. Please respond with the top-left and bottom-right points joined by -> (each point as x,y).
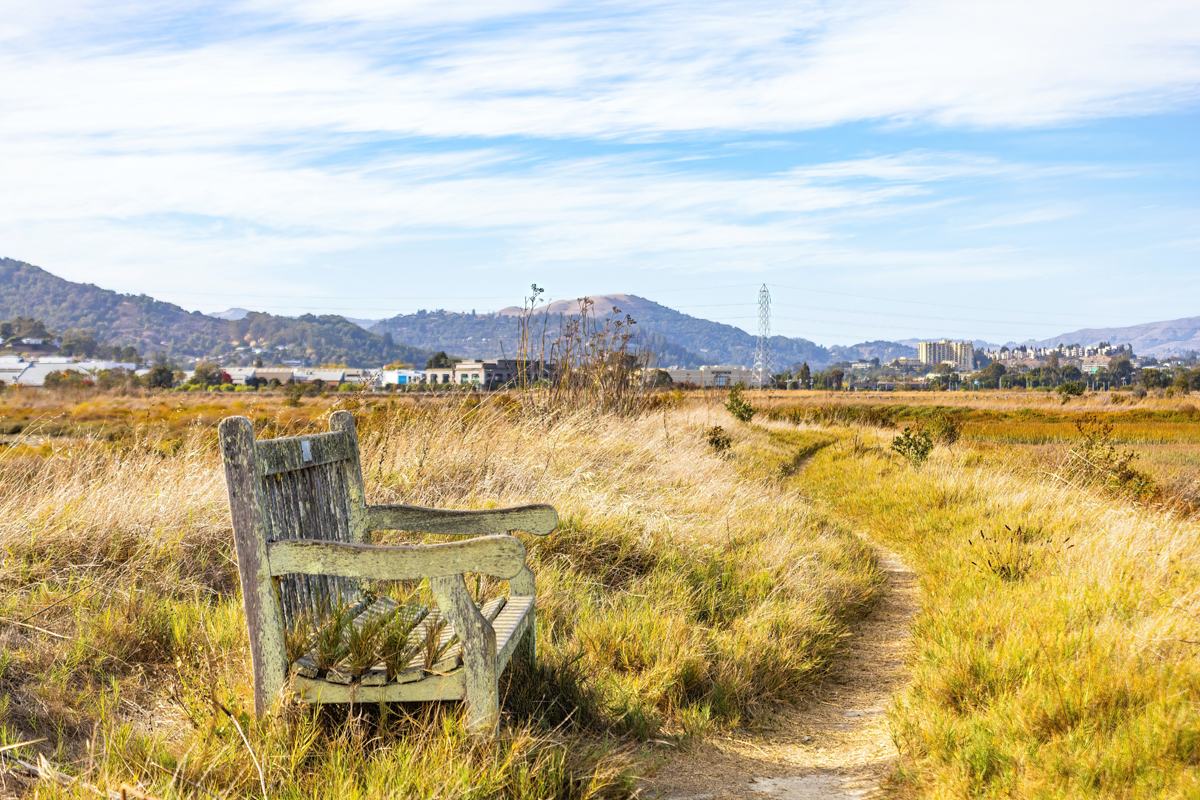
0,386 -> 877,798
1,384 -> 1198,798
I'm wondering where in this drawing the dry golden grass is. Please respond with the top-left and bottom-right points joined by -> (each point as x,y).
796,416 -> 1200,797
0,392 -> 877,798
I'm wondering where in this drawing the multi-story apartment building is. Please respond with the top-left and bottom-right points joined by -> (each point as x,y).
917,340 -> 974,370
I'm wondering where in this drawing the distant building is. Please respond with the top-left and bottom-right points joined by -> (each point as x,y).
293,369 -> 345,385
255,369 -> 294,385
427,359 -> 552,388
224,367 -> 258,385
380,369 -> 426,387
918,340 -> 974,370
0,356 -> 139,387
662,365 -> 759,388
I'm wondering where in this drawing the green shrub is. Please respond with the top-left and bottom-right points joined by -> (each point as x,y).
925,412 -> 963,446
705,425 -> 733,454
892,423 -> 934,468
1057,381 -> 1085,397
724,382 -> 755,423
1063,417 -> 1159,502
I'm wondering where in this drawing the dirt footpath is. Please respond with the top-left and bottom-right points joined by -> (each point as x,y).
647,550 -> 917,800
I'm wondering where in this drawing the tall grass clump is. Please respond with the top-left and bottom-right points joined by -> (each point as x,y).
0,394 -> 877,797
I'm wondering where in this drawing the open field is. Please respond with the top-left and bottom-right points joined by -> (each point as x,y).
0,390 -> 877,798
775,397 -> 1200,797
3,386 -> 1199,798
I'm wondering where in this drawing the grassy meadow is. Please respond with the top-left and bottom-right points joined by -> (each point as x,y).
3,383 -> 1199,798
761,392 -> 1200,798
0,386 -> 878,798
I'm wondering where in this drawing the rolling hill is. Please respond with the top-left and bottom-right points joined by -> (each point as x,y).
1026,316 -> 1200,357
5,256 -> 1192,370
0,258 -> 429,367
371,294 -> 835,369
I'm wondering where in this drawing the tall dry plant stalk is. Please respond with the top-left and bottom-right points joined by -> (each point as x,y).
507,287 -> 663,415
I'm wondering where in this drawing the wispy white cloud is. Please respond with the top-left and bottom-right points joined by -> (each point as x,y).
0,0 -> 1197,341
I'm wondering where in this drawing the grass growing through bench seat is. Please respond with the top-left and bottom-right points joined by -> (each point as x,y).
0,394 -> 878,798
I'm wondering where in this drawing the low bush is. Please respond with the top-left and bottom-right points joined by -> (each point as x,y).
968,525 -> 1068,582
892,423 -> 934,468
1062,417 -> 1159,503
925,412 -> 963,446
705,425 -> 732,454
724,382 -> 755,423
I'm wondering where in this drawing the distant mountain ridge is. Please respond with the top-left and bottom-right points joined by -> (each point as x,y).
0,258 -> 429,367
3,256 -> 1195,368
371,294 -> 834,368
1024,316 -> 1200,357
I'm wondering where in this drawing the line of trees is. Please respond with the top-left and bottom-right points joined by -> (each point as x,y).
2,316 -> 143,364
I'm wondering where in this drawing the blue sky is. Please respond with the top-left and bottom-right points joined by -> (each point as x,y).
2,0 -> 1198,345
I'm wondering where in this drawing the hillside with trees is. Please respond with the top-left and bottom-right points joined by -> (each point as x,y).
372,294 -> 835,368
0,258 -> 429,367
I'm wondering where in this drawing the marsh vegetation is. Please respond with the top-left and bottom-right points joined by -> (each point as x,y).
1,385 -> 1198,797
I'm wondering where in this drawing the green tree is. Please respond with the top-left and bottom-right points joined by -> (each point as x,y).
147,364 -> 175,389
799,362 -> 811,389
977,361 -> 1006,389
830,368 -> 845,390
1110,356 -> 1134,385
58,330 -> 99,357
191,361 -> 222,386
1141,368 -> 1167,389
426,350 -> 456,369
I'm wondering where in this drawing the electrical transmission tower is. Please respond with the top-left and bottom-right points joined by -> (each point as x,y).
754,283 -> 771,389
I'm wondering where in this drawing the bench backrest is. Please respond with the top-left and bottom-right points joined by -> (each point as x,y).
219,411 -> 370,709
253,414 -> 369,629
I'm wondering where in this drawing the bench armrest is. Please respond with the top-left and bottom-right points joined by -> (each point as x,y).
366,503 -> 558,537
267,536 -> 528,581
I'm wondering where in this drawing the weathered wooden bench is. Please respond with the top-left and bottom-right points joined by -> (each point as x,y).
218,410 -> 557,733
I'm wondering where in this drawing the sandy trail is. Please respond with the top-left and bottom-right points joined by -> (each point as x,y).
647,550 -> 917,800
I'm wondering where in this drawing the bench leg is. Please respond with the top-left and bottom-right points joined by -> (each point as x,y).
432,575 -> 499,735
